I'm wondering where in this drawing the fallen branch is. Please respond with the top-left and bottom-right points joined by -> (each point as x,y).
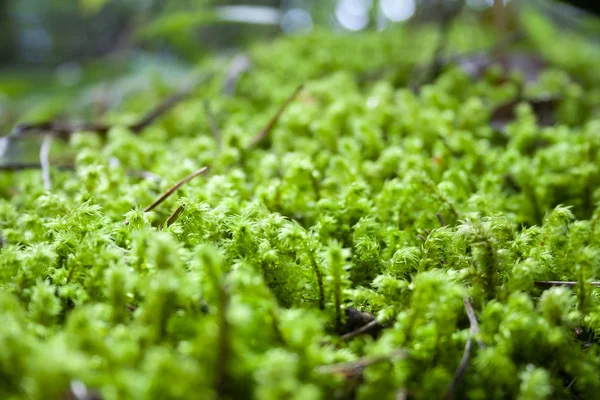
436,212 -> 446,227
463,297 -> 484,349
165,204 -> 186,227
535,281 -> 600,288
129,88 -> 192,133
8,82 -> 202,140
249,84 -> 304,147
316,349 -> 406,377
443,298 -> 482,400
0,162 -> 74,171
340,320 -> 382,341
143,166 -> 208,213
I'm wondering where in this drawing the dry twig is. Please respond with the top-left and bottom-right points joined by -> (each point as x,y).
436,212 -> 446,227
165,204 -> 186,227
0,162 -> 73,171
8,82 -> 202,140
443,298 -> 482,400
340,320 -> 382,341
249,84 -> 304,147
143,166 -> 208,213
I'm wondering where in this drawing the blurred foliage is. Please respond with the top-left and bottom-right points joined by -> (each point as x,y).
0,11 -> 599,398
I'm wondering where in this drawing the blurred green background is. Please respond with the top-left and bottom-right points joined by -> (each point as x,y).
0,0 -> 598,131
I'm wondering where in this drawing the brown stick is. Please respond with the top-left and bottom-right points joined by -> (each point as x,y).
143,166 -> 208,213
165,204 -> 185,227
535,281 -> 600,288
443,298 -> 482,400
249,84 -> 304,147
436,212 -> 446,227
129,88 -> 192,133
463,298 -> 484,349
8,83 -> 201,139
11,120 -> 109,138
0,162 -> 74,171
340,320 -> 381,341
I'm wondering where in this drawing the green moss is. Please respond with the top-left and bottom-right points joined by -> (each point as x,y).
1,20 -> 600,400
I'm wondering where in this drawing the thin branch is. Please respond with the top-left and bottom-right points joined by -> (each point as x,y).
165,204 -> 185,227
203,100 -> 221,148
316,349 -> 406,377
129,88 -> 192,133
535,281 -> 600,288
143,166 -> 208,213
10,120 -> 104,138
340,319 -> 382,341
0,162 -> 74,171
443,298 -> 482,400
39,135 -> 53,190
436,212 -> 446,227
8,81 -> 204,140
463,297 -> 484,349
249,84 -> 304,147
443,336 -> 472,400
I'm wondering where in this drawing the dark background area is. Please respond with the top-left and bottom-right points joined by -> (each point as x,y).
0,0 -> 598,70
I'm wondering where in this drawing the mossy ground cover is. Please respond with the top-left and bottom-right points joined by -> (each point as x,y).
1,19 -> 600,400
